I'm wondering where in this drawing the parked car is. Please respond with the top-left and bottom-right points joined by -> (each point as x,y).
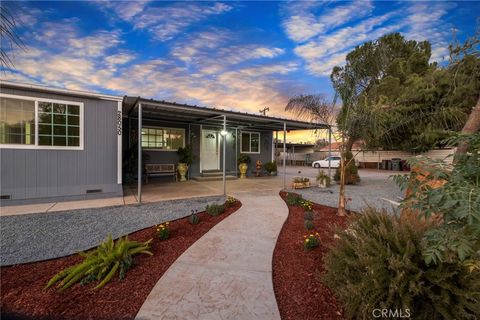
312,156 -> 341,168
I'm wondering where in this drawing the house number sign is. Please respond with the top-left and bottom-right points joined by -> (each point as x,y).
117,111 -> 122,135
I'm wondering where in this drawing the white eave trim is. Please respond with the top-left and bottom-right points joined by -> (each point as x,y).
0,80 -> 123,102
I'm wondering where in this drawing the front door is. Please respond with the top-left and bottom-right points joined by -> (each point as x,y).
201,129 -> 220,171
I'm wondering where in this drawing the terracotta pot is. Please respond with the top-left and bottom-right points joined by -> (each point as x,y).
239,163 -> 248,179
177,163 -> 188,181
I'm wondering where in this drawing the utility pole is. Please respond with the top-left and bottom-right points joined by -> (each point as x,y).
259,107 -> 269,115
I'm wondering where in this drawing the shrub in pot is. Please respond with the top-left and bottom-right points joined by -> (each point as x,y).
237,154 -> 251,179
264,161 -> 277,176
316,170 -> 331,188
177,145 -> 195,181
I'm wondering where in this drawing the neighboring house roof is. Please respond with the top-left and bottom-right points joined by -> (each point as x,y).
123,96 -> 329,131
0,80 -> 123,102
273,142 -> 315,148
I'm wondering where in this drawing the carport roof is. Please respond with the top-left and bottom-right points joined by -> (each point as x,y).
123,96 -> 329,131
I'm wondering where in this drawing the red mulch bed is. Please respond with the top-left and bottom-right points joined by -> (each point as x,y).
1,201 -> 241,320
273,191 -> 348,320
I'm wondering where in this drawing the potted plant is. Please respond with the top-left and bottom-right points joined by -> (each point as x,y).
177,145 -> 195,181
316,170 -> 331,188
237,154 -> 251,179
292,177 -> 310,189
264,161 -> 277,176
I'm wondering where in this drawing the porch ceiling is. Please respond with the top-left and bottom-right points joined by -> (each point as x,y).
123,97 -> 329,131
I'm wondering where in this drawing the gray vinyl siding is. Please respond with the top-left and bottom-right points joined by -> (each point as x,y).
0,87 -> 122,205
237,130 -> 273,176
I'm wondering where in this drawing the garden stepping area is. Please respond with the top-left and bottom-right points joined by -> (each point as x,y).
135,189 -> 288,320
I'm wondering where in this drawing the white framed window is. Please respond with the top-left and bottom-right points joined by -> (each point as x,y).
241,131 -> 260,153
0,93 -> 84,150
141,126 -> 185,151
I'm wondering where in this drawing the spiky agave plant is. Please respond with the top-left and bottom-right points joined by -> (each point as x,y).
46,235 -> 152,292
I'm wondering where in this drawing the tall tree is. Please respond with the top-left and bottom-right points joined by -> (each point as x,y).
331,33 -> 433,152
0,3 -> 25,69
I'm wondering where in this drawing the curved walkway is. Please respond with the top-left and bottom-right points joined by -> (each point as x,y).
136,189 -> 288,320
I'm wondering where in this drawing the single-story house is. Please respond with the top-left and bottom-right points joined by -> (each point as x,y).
0,81 -> 328,205
0,81 -> 123,205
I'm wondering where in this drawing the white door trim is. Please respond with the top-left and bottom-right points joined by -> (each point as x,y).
200,127 -> 221,172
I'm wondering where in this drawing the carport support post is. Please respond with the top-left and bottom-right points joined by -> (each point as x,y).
328,125 -> 332,178
235,127 -> 238,177
222,115 -> 226,196
137,103 -> 142,203
283,122 -> 286,189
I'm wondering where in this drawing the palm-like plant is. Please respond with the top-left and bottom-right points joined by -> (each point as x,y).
46,235 -> 152,292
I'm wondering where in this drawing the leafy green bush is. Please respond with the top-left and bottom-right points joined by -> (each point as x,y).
323,208 -> 480,319
304,210 -> 314,221
206,203 -> 225,216
334,151 -> 360,184
285,192 -> 303,206
393,133 -> 480,265
264,161 -> 277,173
304,219 -> 314,230
189,210 -> 200,225
46,235 -> 152,292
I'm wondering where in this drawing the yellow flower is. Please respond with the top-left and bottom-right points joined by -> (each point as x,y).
166,222 -> 170,225
306,239 -> 310,242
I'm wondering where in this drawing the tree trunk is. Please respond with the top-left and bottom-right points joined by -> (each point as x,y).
456,96 -> 480,156
337,136 -> 348,216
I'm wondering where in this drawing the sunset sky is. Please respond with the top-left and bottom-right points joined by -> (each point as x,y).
2,1 -> 478,143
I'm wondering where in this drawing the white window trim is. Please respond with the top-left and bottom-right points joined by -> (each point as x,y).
240,131 -> 261,154
0,93 -> 84,150
141,125 -> 185,152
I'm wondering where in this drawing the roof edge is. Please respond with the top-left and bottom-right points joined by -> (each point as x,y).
0,80 -> 123,102
134,97 -> 329,129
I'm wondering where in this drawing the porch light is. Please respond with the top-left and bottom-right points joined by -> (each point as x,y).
220,130 -> 228,136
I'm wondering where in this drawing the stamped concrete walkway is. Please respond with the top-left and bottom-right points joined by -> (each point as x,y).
135,189 -> 287,320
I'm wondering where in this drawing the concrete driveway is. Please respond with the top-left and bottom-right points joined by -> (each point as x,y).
1,166 -> 405,216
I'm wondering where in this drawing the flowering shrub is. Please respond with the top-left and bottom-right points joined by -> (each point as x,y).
300,199 -> 313,211
225,196 -> 237,207
155,222 -> 170,240
303,233 -> 320,250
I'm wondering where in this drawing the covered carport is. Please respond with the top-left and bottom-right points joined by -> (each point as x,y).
123,97 -> 331,203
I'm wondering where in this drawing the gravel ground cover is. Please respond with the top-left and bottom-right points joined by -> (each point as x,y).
288,170 -> 405,213
0,195 -> 224,266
